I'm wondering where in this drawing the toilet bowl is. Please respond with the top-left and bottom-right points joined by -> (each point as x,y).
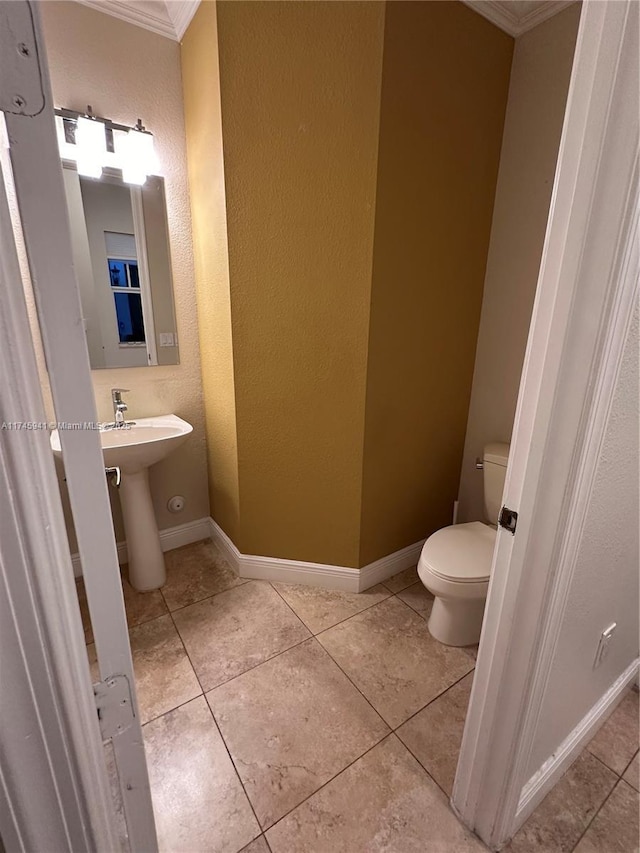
417,442 -> 509,647
418,521 -> 495,646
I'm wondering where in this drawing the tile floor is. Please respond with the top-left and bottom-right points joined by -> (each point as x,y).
78,539 -> 639,853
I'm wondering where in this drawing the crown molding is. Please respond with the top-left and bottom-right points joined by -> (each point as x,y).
462,1 -> 576,37
77,0 -> 571,42
167,0 -> 201,40
516,0 -> 575,34
75,0 -> 201,41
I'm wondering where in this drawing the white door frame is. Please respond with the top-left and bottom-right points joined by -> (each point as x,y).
453,1 -> 639,848
0,152 -> 121,853
1,2 -> 157,850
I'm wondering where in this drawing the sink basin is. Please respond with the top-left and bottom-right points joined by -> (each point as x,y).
51,414 -> 193,474
51,414 -> 193,591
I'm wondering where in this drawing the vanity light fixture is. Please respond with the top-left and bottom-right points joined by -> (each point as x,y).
54,107 -> 159,186
117,119 -> 159,186
75,115 -> 107,179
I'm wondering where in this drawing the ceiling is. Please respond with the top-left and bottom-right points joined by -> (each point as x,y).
76,0 -> 575,42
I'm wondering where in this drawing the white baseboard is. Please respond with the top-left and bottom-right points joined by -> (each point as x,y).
516,658 -> 640,825
209,517 -> 425,592
71,516 -> 212,578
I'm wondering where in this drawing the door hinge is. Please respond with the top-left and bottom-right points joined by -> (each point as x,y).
499,505 -> 518,535
94,674 -> 135,741
0,4 -> 45,116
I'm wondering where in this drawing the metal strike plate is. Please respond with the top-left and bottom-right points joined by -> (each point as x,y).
94,674 -> 135,741
0,3 -> 45,116
499,506 -> 518,534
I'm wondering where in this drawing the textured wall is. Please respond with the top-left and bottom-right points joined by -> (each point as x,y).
37,2 -> 209,546
182,0 -> 241,544
458,5 -> 580,523
526,304 -> 639,775
184,0 -> 514,567
213,0 -> 385,565
359,1 -> 513,565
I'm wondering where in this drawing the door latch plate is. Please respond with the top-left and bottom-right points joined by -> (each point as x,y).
499,506 -> 518,534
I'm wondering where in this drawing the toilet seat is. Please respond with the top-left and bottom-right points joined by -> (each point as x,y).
419,521 -> 496,584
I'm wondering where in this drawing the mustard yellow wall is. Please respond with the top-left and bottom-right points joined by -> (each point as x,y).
183,0 -> 512,568
359,2 -> 513,565
214,0 -> 386,565
182,1 -> 241,542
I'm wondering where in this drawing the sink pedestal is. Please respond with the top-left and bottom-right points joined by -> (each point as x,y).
119,468 -> 166,591
50,415 -> 192,592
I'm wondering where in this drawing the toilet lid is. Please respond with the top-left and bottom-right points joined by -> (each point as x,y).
421,522 -> 496,583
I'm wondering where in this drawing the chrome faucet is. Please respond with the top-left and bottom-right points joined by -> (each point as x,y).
111,388 -> 129,427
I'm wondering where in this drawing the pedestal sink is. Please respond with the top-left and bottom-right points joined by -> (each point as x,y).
51,415 -> 193,591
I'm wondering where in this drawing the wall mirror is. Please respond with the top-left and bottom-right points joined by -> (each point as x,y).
62,165 -> 179,369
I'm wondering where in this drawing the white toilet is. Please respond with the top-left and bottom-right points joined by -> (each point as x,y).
417,442 -> 510,647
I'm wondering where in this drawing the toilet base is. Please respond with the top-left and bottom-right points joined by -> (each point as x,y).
427,594 -> 486,647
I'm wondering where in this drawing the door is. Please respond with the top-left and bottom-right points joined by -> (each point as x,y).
453,0 -> 639,847
0,3 -> 157,850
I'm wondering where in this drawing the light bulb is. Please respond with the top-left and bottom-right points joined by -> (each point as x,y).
117,128 -> 158,186
75,116 -> 106,179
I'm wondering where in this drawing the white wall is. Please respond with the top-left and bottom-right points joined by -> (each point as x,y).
526,304 -> 639,774
458,5 -> 580,522
35,2 -> 209,546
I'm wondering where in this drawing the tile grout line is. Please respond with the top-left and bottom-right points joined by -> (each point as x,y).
615,745 -> 639,780
261,731 -> 399,836
395,666 -> 476,734
586,747 -> 625,778
203,692 -> 266,848
269,580 -> 396,636
162,576 -> 251,616
164,603 -> 266,852
569,776 -> 625,853
586,740 -> 639,781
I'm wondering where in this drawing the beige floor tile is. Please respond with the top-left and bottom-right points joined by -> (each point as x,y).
85,615 -> 201,724
587,689 -> 640,774
623,750 -> 639,792
239,837 -> 270,853
382,565 -> 419,593
144,696 -> 260,853
129,614 -> 201,723
273,582 -> 391,633
162,538 -> 247,611
174,581 -> 310,691
207,638 -> 389,829
396,581 -> 434,621
397,671 -> 474,795
76,571 -> 167,644
266,734 -> 485,852
505,750 -> 617,853
318,597 -> 475,728
574,780 -> 639,853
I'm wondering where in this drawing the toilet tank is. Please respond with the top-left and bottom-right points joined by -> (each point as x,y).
483,442 -> 510,524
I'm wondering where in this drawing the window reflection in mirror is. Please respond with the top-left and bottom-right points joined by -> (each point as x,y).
62,165 -> 179,368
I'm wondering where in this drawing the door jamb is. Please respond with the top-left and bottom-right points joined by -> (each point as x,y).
2,2 -> 158,849
452,1 -> 639,847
